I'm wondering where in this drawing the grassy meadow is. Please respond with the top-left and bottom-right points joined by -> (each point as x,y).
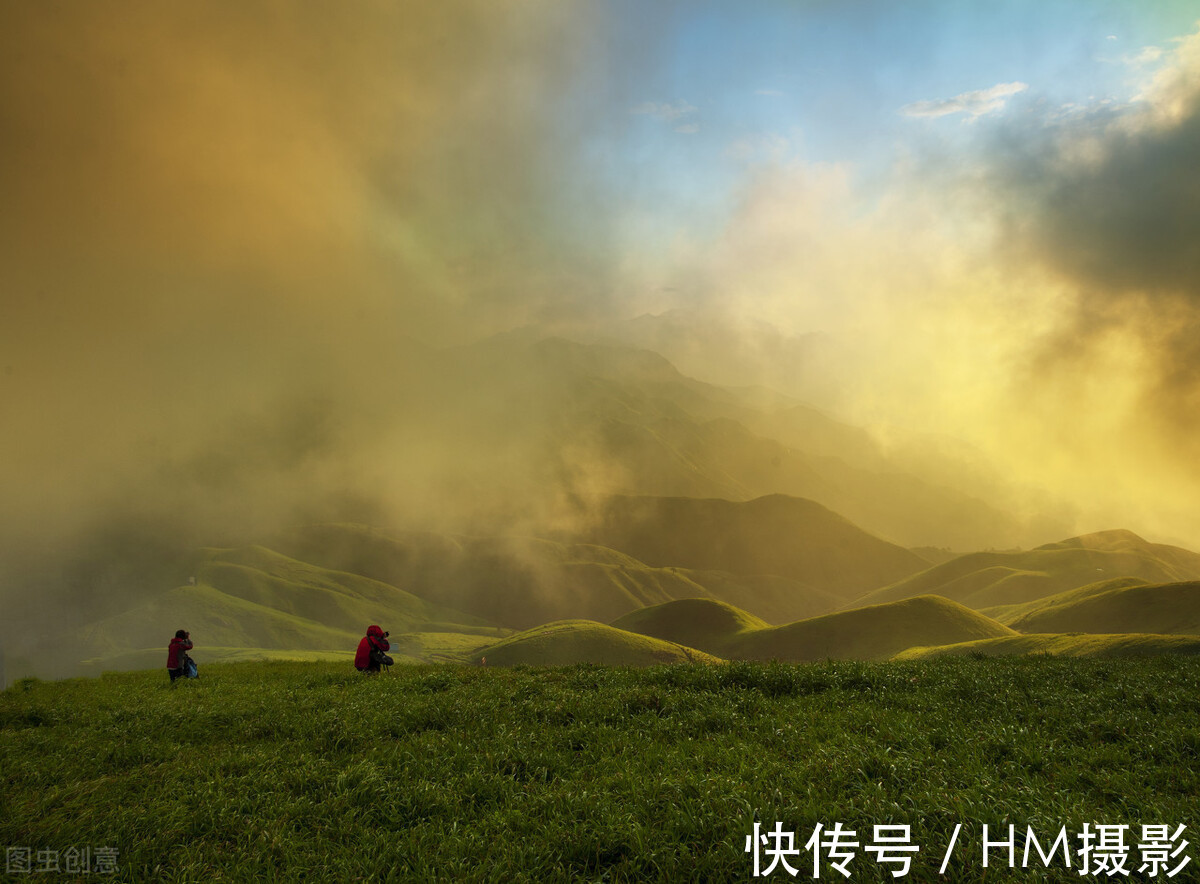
3,657 -> 1199,882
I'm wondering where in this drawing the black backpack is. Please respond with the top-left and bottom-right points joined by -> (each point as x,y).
369,646 -> 394,668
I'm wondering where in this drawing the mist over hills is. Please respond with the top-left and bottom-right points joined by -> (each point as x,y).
72,544 -> 498,667
268,523 -> 723,629
19,516 -> 1200,677
266,512 -> 855,629
435,333 -> 1041,550
859,529 -> 1200,610
6,334 -> 1200,679
573,494 -> 925,600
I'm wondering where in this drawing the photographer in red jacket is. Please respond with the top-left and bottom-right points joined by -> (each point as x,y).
167,629 -> 193,683
355,624 -> 392,673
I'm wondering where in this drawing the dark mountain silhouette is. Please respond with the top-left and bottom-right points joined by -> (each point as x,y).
575,494 -> 928,602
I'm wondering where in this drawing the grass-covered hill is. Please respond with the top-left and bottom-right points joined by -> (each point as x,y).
5,658 -> 1199,881
43,520 -> 1200,677
858,529 -> 1200,610
993,579 -> 1200,635
467,620 -> 723,667
724,595 -> 1016,662
895,633 -> 1200,660
613,595 -> 1015,663
610,598 -> 768,656
268,525 -> 709,628
268,522 -> 845,628
74,544 -> 502,670
575,494 -> 927,600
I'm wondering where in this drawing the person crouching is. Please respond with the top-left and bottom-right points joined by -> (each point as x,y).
355,624 -> 393,673
167,629 -> 193,684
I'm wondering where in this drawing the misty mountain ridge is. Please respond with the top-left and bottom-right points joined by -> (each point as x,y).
38,504 -> 1200,680
6,334 -> 1200,679
861,527 -> 1200,610
427,332 -> 1042,550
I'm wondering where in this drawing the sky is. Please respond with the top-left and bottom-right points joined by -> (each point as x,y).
3,0 -> 1200,571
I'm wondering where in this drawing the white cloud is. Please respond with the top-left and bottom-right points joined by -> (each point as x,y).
901,81 -> 1029,120
631,99 -> 700,133
1129,45 -> 1166,67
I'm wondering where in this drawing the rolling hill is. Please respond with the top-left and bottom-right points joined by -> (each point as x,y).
610,598 -> 767,656
75,544 -> 501,668
723,595 -> 1015,662
267,522 -> 848,628
895,633 -> 1200,660
996,579 -> 1200,635
612,595 -> 1015,663
468,620 -> 724,667
574,494 -> 928,601
858,529 -> 1200,610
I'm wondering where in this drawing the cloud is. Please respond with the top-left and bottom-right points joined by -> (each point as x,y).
901,81 -> 1029,119
0,0 -> 614,553
966,23 -> 1200,516
1129,45 -> 1166,67
630,24 -> 1200,547
631,99 -> 700,133
988,30 -> 1200,300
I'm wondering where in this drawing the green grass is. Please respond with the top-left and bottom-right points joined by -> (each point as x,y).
610,598 -> 768,655
469,620 -> 724,666
895,633 -> 1200,660
3,658 -> 1198,882
612,595 -> 1014,662
1002,581 -> 1200,636
862,530 -> 1200,610
727,595 -> 1015,662
981,577 -> 1150,624
75,543 -> 493,668
78,647 -> 357,675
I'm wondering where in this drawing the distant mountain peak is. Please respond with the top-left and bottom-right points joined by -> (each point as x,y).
1037,529 -> 1149,552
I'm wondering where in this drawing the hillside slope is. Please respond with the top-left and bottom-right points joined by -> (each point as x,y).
268,523 -> 846,628
610,598 -> 768,656
539,324 -> 1032,548
725,595 -> 1016,662
469,620 -> 723,667
896,634 -> 1200,660
575,494 -> 927,602
612,595 -> 1014,663
859,530 -> 1200,610
1001,580 -> 1200,635
75,545 -> 498,666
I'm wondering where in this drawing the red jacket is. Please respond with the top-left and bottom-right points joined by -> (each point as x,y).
355,625 -> 389,670
167,636 -> 193,669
